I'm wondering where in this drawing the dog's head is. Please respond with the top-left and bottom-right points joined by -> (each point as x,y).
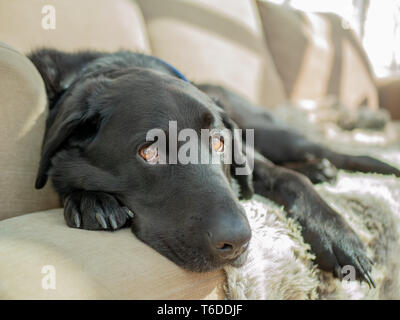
30,49 -> 253,272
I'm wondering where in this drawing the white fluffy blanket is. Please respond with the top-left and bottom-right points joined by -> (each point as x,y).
224,104 -> 400,300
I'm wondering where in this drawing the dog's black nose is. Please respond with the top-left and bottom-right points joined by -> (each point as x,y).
207,218 -> 251,261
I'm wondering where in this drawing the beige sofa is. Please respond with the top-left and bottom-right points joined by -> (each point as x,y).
0,0 -> 399,299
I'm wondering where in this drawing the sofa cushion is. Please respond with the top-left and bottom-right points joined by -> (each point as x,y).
0,42 -> 60,221
256,1 -> 378,110
0,208 -> 225,299
0,0 -> 151,54
137,0 -> 287,108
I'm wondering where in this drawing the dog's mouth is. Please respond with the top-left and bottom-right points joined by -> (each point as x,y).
228,249 -> 249,268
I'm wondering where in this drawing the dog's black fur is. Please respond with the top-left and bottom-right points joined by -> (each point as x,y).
29,49 -> 400,287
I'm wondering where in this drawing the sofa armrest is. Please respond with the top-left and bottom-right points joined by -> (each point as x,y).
0,42 -> 60,221
376,76 -> 400,120
0,209 -> 225,299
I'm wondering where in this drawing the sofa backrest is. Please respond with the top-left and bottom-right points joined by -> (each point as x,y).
0,0 -> 151,54
256,0 -> 378,110
137,0 -> 287,108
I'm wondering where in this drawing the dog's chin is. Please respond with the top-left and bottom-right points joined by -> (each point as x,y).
169,249 -> 250,273
140,234 -> 250,273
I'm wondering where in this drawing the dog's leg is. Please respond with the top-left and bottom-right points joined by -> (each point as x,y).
50,149 -> 134,231
253,153 -> 375,287
252,151 -> 375,287
251,125 -> 400,179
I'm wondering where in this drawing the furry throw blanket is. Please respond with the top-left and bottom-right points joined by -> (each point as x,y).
224,103 -> 400,300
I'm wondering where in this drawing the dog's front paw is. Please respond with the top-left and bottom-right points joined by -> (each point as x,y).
284,158 -> 338,184
63,191 -> 134,230
307,217 -> 375,288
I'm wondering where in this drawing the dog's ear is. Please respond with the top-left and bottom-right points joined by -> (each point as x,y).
29,48 -> 104,106
35,77 -> 110,189
218,108 -> 254,200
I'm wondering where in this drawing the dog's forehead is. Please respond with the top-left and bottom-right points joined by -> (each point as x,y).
106,70 -> 221,130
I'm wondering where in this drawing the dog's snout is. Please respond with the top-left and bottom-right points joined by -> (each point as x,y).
207,217 -> 251,261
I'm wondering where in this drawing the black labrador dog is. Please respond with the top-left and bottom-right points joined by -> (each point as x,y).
29,49 -> 400,288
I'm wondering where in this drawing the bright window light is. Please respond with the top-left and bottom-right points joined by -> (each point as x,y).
261,0 -> 400,77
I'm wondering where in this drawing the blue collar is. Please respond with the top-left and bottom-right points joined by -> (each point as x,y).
153,57 -> 190,83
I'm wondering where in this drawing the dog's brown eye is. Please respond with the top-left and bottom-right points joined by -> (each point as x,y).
212,136 -> 224,153
139,144 -> 159,163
